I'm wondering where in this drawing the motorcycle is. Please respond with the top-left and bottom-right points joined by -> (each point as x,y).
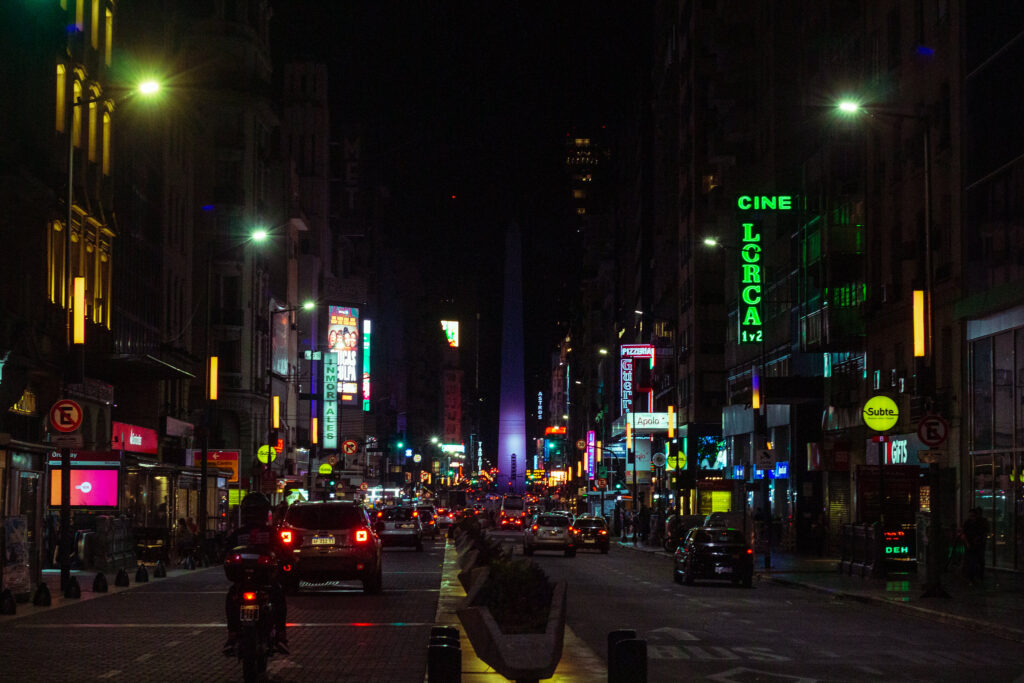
224,546 -> 282,682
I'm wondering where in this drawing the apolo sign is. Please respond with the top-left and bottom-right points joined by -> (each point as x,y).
862,395 -> 899,432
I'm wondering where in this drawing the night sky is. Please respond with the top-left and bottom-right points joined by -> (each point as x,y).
272,2 -> 647,417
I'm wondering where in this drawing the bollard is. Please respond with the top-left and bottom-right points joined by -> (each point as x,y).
154,560 -> 167,578
609,637 -> 647,683
136,564 -> 150,583
93,572 -> 109,593
429,635 -> 460,650
33,582 -> 51,607
427,642 -> 461,683
431,625 -> 460,641
114,568 -> 130,587
0,588 -> 16,615
65,576 -> 82,599
607,628 -> 637,682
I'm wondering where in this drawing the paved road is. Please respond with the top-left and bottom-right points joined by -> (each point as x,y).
0,536 -> 445,682
488,529 -> 1024,682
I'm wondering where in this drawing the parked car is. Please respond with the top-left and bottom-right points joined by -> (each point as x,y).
416,505 -> 439,538
523,513 -> 577,557
374,507 -> 424,550
571,515 -> 610,553
674,526 -> 754,587
703,511 -> 755,544
664,514 -> 706,552
276,500 -> 383,593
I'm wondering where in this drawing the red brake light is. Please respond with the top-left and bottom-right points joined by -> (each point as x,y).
257,554 -> 275,566
747,548 -> 754,555
242,591 -> 257,602
412,510 -> 419,517
280,530 -> 293,545
355,529 -> 369,543
532,525 -> 539,531
226,553 -> 242,564
377,511 -> 383,517
599,529 -> 608,535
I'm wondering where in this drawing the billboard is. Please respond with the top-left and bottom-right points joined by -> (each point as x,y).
441,320 -> 459,347
362,319 -> 372,411
620,344 -> 654,414
271,300 -> 290,375
323,353 -> 338,450
111,421 -> 158,455
50,469 -> 119,507
328,305 -> 359,399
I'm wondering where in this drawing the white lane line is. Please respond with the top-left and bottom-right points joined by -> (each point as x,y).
134,654 -> 153,663
860,666 -> 884,675
164,640 -> 180,648
17,623 -> 225,628
98,671 -> 121,679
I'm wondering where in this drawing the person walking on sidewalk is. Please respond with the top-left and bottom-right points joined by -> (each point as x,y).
962,507 -> 989,585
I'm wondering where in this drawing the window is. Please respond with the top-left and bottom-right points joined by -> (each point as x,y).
72,80 -> 82,147
91,0 -> 99,48
88,98 -> 97,161
101,111 -> 111,174
56,65 -> 66,131
105,9 -> 113,65
75,0 -> 84,31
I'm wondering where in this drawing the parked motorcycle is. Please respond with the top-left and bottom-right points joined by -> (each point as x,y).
224,546 -> 282,682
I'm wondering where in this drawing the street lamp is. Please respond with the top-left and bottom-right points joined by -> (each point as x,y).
58,78 -> 161,590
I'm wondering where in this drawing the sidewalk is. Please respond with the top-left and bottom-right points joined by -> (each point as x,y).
616,537 -> 1024,644
432,538 -> 605,681
1,562 -> 207,623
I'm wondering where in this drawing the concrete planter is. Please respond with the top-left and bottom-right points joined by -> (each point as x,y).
457,578 -> 567,682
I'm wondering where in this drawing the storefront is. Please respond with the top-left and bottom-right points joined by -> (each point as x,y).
967,310 -> 1024,570
2,443 -> 48,599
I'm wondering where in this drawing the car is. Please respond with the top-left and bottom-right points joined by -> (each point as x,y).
571,515 -> 610,553
523,512 -> 577,557
416,505 -> 440,538
434,506 -> 456,529
374,507 -> 424,550
664,514 -> 706,552
674,527 -> 754,587
499,494 -> 528,529
703,511 -> 755,544
276,500 -> 383,594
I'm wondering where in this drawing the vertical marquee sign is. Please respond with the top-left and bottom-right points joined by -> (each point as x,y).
323,353 -> 338,450
736,194 -> 792,344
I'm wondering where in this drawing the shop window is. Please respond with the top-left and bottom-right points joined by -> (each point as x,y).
994,332 -> 1014,448
972,338 -> 993,450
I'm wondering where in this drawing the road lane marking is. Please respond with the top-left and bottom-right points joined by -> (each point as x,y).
134,654 -> 153,663
164,640 -> 180,648
98,671 -> 121,679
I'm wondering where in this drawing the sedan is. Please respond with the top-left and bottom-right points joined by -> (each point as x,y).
374,507 -> 424,551
572,515 -> 610,553
674,527 -> 754,587
523,513 -> 576,557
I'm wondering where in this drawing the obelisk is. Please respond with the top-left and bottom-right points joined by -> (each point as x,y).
497,225 -> 526,494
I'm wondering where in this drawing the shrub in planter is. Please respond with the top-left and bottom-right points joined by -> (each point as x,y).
474,557 -> 553,634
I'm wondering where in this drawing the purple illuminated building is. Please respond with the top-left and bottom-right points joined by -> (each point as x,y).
497,227 -> 526,494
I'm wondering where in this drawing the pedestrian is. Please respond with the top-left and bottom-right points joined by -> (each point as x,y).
962,507 -> 989,584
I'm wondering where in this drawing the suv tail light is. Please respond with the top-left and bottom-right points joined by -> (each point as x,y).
532,525 -> 539,531
746,548 -> 754,555
599,529 -> 608,535
354,529 -> 369,543
280,530 -> 293,545
242,591 -> 257,602
225,552 -> 242,565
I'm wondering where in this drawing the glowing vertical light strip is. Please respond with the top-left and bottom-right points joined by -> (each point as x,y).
272,395 -> 280,429
751,368 -> 761,410
913,290 -> 926,357
208,356 -> 219,401
311,417 -> 318,445
72,276 -> 85,344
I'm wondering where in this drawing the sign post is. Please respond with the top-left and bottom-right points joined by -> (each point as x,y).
862,395 -> 899,579
917,414 -> 950,599
50,399 -> 83,591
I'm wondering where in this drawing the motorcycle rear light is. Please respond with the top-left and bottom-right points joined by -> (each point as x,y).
242,591 -> 257,602
355,529 -> 369,542
280,530 -> 293,544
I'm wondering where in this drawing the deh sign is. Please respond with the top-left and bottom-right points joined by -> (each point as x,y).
736,195 -> 793,345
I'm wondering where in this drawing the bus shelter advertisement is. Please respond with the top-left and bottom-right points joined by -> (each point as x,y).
328,305 -> 360,401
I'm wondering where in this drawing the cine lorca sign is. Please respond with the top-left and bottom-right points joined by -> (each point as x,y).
736,195 -> 794,345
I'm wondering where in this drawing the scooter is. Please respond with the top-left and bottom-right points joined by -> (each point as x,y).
224,547 -> 281,682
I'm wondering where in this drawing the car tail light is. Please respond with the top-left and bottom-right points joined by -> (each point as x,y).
377,511 -> 383,517
242,591 -> 257,602
282,564 -> 292,572
257,554 -> 275,566
225,552 -> 242,565
599,529 -> 608,535
569,527 -> 576,533
746,548 -> 754,555
355,529 -> 369,543
532,525 -> 539,531
412,510 -> 419,517
500,510 -> 506,516
280,530 -> 293,545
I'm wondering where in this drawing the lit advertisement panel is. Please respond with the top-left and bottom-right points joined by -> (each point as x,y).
323,353 -> 338,449
328,306 -> 359,398
441,320 -> 459,347
619,344 -> 654,414
586,430 -> 596,478
362,319 -> 371,411
50,469 -> 119,507
271,299 -> 290,375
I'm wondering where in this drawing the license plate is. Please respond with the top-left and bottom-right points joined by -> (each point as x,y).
400,523 -> 415,529
240,605 -> 259,622
584,539 -> 596,544
715,566 -> 733,574
548,530 -> 560,536
312,536 -> 334,546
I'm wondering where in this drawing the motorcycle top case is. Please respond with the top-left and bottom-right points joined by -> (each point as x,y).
224,546 -> 279,584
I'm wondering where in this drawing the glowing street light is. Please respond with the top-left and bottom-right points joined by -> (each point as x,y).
837,100 -> 860,114
138,79 -> 160,96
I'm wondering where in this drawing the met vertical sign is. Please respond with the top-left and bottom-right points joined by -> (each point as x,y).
736,195 -> 792,345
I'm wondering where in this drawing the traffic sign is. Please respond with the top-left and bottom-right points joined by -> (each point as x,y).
49,399 -> 83,433
359,482 -> 368,491
597,478 -> 607,489
342,439 -> 358,455
52,432 -> 84,448
413,453 -> 422,464
754,449 -> 776,470
917,415 -> 950,448
576,439 -> 586,451
327,454 -> 339,466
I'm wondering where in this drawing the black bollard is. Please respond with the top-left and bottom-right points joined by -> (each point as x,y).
0,588 -> 16,614
135,564 -> 149,583
33,582 -> 51,607
93,572 -> 109,593
65,576 -> 82,599
115,568 -> 130,587
153,560 -> 167,578
607,628 -> 637,682
431,625 -> 460,641
609,638 -> 647,683
427,642 -> 461,683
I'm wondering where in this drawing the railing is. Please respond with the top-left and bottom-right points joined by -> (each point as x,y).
837,522 -> 885,578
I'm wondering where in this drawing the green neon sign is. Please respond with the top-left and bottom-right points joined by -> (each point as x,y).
736,196 -> 792,345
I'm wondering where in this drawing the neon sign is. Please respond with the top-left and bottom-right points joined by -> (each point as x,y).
736,195 -> 791,345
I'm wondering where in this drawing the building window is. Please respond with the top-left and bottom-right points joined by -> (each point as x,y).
56,65 -> 66,131
102,110 -> 111,174
105,8 -> 113,65
47,220 -> 66,305
75,0 -> 84,31
72,80 -> 82,147
88,98 -> 97,161
91,0 -> 99,48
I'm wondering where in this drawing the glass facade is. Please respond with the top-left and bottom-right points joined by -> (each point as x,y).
969,328 -> 1024,569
